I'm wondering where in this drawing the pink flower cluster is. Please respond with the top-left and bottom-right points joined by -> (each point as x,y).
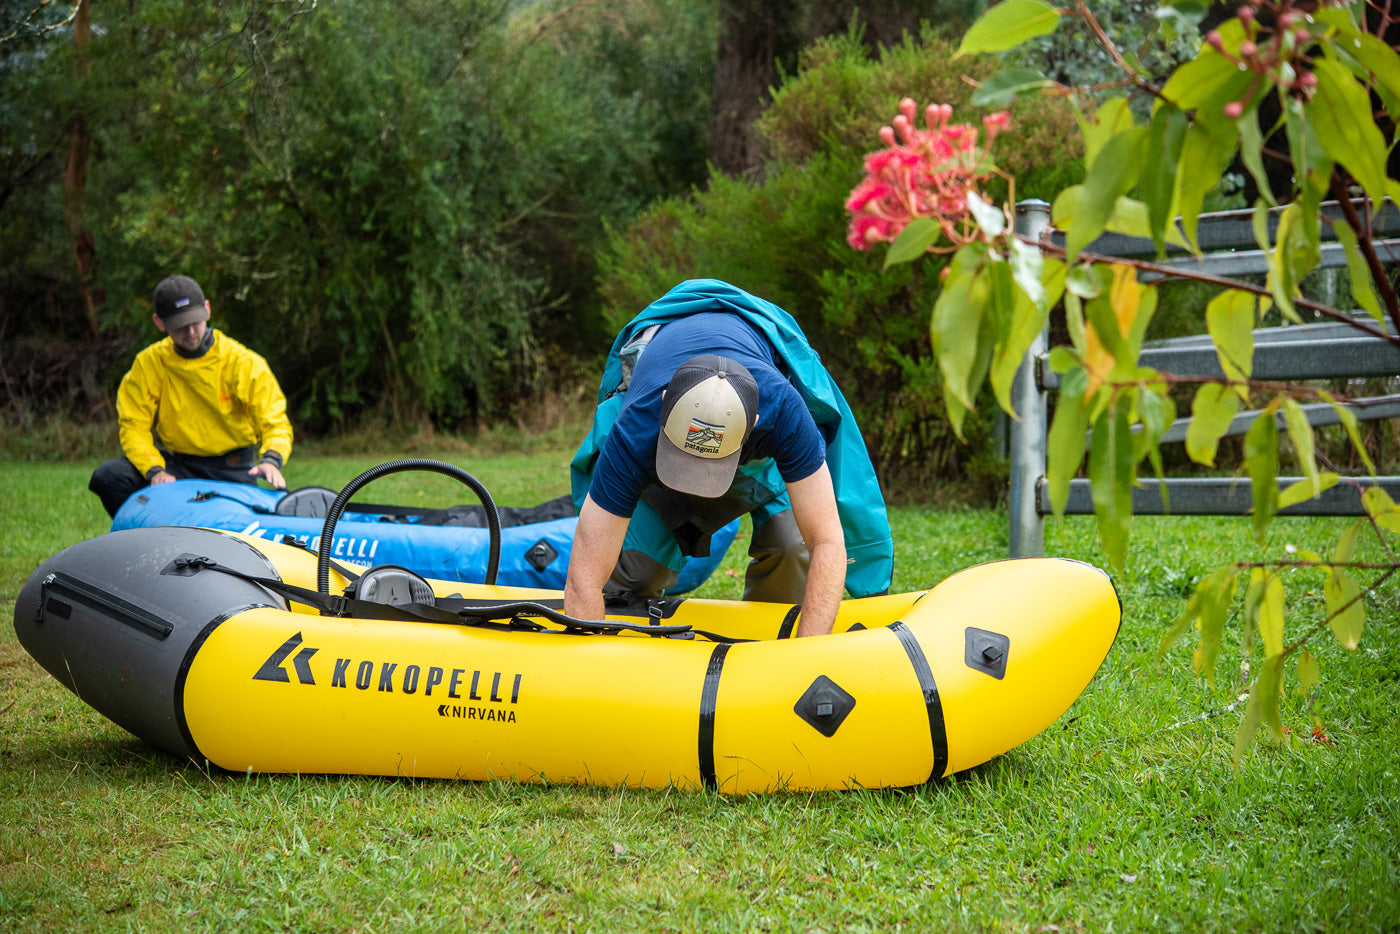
845,98 -> 1010,253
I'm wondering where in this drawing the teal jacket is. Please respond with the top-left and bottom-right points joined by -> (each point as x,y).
570,278 -> 894,597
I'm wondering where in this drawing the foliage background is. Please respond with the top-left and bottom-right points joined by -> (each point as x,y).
2,0 -> 720,433
598,28 -> 1083,496
1,0 -> 1089,501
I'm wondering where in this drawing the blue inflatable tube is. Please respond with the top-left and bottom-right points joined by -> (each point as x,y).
110,480 -> 737,594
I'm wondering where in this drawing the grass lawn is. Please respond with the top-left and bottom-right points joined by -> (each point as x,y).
1,446 -> 1397,932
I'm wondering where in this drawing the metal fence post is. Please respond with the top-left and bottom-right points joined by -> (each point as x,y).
1008,199 -> 1051,558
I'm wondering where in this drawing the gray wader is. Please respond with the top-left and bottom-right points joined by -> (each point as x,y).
606,508 -> 809,603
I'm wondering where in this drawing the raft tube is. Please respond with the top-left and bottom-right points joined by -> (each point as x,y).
14,527 -> 1121,793
110,479 -> 736,594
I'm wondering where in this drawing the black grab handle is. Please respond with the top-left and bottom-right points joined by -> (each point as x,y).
315,459 -> 502,594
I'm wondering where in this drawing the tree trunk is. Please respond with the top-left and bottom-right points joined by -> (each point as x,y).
62,0 -> 99,336
707,0 -> 784,179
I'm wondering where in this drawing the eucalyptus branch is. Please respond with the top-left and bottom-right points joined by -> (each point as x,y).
0,0 -> 82,46
1020,234 -> 1400,346
1278,566 -> 1396,658
1228,559 -> 1398,573
1328,175 -> 1400,335
1065,0 -> 1167,101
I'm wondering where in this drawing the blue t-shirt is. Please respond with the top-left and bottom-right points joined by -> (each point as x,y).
589,314 -> 827,518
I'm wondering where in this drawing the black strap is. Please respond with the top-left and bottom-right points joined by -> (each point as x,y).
276,534 -> 362,583
889,620 -> 950,782
697,642 -> 732,790
168,554 -> 745,642
188,490 -> 422,519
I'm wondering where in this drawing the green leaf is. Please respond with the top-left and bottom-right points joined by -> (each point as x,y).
1312,55 -> 1393,203
1064,262 -> 1103,300
1175,115 -> 1238,250
956,0 -> 1060,56
1267,203 -> 1321,321
1078,98 -> 1136,168
989,272 -> 1051,418
1142,104 -> 1188,255
1185,383 -> 1240,466
1237,110 -> 1276,209
1121,271 -> 1158,358
1254,571 -> 1285,658
1047,345 -> 1079,374
1335,520 -> 1360,564
1324,567 -> 1365,650
1330,223 -> 1386,326
885,218 -> 943,268
1362,485 -> 1400,533
931,245 -> 994,439
1162,36 -> 1253,110
1009,240 -> 1061,315
1236,654 -> 1287,764
1066,128 -> 1148,261
1237,655 -> 1282,761
1085,291 -> 1131,363
1347,30 -> 1400,118
1135,381 -> 1176,477
1241,566 -> 1265,659
1244,409 -> 1280,545
1064,291 -> 1087,357
1046,368 -> 1091,516
1177,567 -> 1239,682
1282,95 -> 1329,199
1318,390 -> 1378,476
1089,403 -> 1134,573
971,69 -> 1056,107
966,190 -> 1006,237
1098,197 -> 1192,250
1159,562 -> 1226,658
1279,473 -> 1339,511
1204,289 -> 1256,390
1296,649 -> 1321,696
1280,397 -> 1321,497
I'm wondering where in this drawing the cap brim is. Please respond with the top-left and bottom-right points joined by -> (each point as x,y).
161,306 -> 210,331
655,434 -> 740,499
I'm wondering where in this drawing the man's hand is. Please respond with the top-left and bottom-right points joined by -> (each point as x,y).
150,470 -> 175,485
563,495 -> 630,622
249,461 -> 287,490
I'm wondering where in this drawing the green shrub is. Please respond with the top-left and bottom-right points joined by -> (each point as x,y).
598,27 -> 1084,499
1,0 -> 716,435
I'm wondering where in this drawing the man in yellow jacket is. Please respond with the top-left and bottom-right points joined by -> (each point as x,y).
88,274 -> 294,518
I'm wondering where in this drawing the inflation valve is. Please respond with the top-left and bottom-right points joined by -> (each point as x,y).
525,539 -> 558,572
793,675 -> 856,737
964,627 -> 1010,680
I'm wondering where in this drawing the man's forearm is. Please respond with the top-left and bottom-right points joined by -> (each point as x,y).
795,540 -> 846,637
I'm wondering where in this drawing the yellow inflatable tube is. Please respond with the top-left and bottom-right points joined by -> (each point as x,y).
14,527 -> 1120,793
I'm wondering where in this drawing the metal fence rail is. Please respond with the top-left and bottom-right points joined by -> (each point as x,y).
1008,199 -> 1400,557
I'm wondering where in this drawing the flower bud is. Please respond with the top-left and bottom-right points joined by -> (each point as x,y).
1223,101 -> 1245,119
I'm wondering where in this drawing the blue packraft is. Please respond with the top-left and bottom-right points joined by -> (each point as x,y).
110,479 -> 736,593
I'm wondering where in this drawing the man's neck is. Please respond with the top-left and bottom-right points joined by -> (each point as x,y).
173,329 -> 215,359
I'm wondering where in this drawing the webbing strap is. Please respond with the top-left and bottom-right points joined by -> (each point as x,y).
168,554 -> 745,642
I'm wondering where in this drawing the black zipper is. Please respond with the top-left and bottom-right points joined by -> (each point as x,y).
37,571 -> 174,640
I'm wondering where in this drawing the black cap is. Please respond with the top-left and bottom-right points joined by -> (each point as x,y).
153,275 -> 209,330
